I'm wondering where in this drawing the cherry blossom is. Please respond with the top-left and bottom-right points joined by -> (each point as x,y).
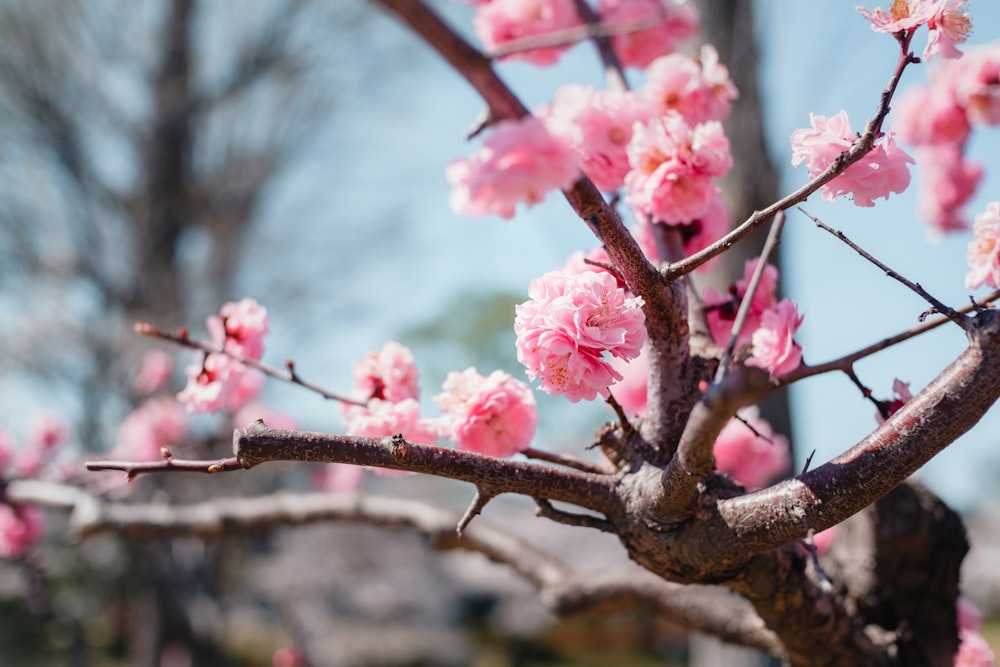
13,415 -> 70,478
447,115 -> 579,219
342,398 -> 437,446
473,0 -> 583,66
857,0 -> 971,61
631,196 -> 730,271
215,297 -> 269,361
115,397 -> 190,460
625,114 -> 732,224
609,348 -> 649,417
596,0 -> 698,70
916,146 -> 982,234
514,269 -> 646,401
746,299 -> 804,380
953,44 -> 1000,125
434,367 -> 537,457
713,409 -> 790,490
965,202 -> 1000,290
311,463 -> 365,494
641,45 -> 738,125
876,378 -> 914,424
955,630 -> 997,667
349,341 -> 420,403
790,110 -> 914,207
177,353 -> 240,413
132,349 -> 174,394
702,257 -> 779,349
541,85 -> 654,191
812,525 -> 838,556
0,504 -> 44,560
894,85 -> 970,147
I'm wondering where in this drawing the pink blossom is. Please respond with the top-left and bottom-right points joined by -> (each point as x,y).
631,196 -> 729,271
922,0 -> 972,61
447,115 -> 579,219
0,504 -> 44,559
541,85 -> 654,191
746,299 -> 804,380
702,257 -> 779,349
642,45 -> 738,124
342,398 -> 437,446
965,202 -> 1000,290
955,629 -> 997,667
12,415 -> 69,478
217,298 -> 269,361
812,525 -> 838,556
625,114 -> 732,224
857,1 -> 970,61
225,369 -> 265,412
958,597 -> 983,633
0,431 -> 11,473
876,378 -> 914,424
311,463 -> 364,494
349,341 -> 420,403
177,353 -> 241,413
894,85 -> 970,146
916,146 -> 982,234
596,0 -> 698,70
132,349 -> 174,394
790,110 -> 914,207
434,368 -> 537,457
609,348 -> 649,417
713,409 -> 790,490
514,269 -> 646,401
272,647 -> 307,667
474,0 -> 583,66
233,403 -> 298,431
953,45 -> 1000,125
115,397 -> 190,461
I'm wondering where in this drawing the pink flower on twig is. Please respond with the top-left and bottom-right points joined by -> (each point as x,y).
746,299 -> 804,380
515,269 -> 646,402
447,116 -> 579,219
434,368 -> 537,457
965,202 -> 1000,290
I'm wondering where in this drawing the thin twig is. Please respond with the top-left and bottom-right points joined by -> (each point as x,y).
781,289 -> 1000,384
135,322 -> 365,406
798,208 -> 968,330
521,447 -> 609,475
534,498 -> 616,534
456,488 -> 493,536
715,211 -> 786,383
570,0 -> 628,92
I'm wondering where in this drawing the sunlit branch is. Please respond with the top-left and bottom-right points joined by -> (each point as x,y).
87,422 -> 621,519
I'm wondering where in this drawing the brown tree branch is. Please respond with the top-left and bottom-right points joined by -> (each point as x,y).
7,478 -> 782,656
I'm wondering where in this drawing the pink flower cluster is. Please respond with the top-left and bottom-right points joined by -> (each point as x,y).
746,299 -> 804,380
790,110 -> 914,207
115,396 -> 190,461
598,0 -> 698,69
474,0 -> 583,65
470,0 -> 698,67
341,342 -> 436,452
702,258 -> 803,380
340,343 -> 537,462
713,409 -> 790,490
895,44 -> 1000,233
954,598 -> 997,667
514,269 -> 646,402
541,85 -> 655,192
434,368 -> 537,457
643,45 -> 738,125
447,115 -> 579,219
177,298 -> 269,413
703,258 -> 779,349
966,202 -> 1000,290
0,415 -> 73,559
625,114 -> 732,224
857,0 -> 971,61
